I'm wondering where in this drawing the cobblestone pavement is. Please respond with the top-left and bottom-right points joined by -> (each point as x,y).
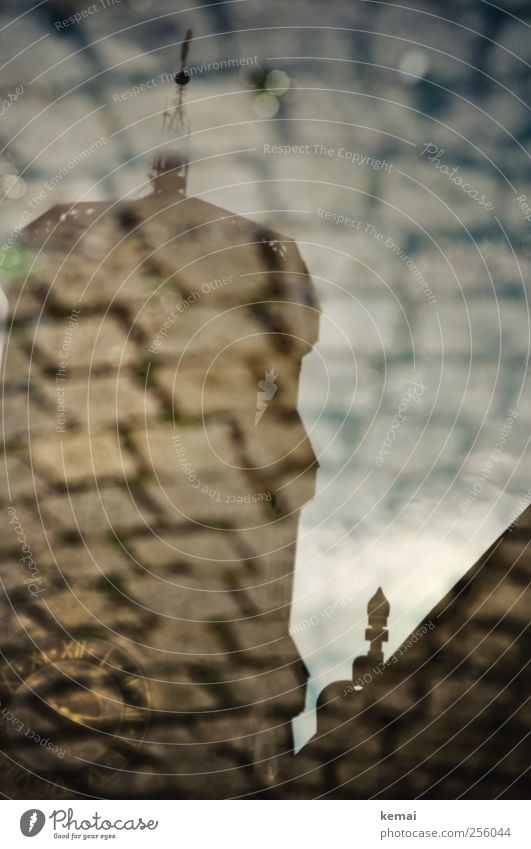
0,0 -> 530,796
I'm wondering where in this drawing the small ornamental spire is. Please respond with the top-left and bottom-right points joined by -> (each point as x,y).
352,587 -> 390,687
365,587 -> 390,664
151,29 -> 193,195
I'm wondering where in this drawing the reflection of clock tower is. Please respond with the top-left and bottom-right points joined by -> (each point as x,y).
1,152 -> 320,795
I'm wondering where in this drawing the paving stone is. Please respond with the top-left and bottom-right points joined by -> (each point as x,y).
43,484 -> 157,537
143,477 -> 270,528
155,361 -> 256,418
0,452 -> 47,505
139,302 -> 275,362
241,417 -> 318,472
31,429 -> 137,483
129,421 -> 243,485
130,528 -> 240,574
34,314 -> 139,371
1,335 -> 40,390
1,391 -> 56,442
39,371 -> 162,428
2,277 -> 44,323
40,542 -> 143,592
1,500 -> 56,561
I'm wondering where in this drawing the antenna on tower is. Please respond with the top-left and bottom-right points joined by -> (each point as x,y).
151,28 -> 193,194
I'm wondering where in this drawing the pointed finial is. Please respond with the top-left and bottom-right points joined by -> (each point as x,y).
352,587 -> 391,686
365,587 -> 389,664
368,587 -> 390,618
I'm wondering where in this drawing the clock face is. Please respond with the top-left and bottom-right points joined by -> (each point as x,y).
0,636 -> 151,798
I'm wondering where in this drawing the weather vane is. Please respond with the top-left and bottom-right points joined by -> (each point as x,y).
151,28 -> 193,189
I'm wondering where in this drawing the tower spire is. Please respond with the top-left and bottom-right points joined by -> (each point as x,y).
352,587 -> 390,687
365,587 -> 390,664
